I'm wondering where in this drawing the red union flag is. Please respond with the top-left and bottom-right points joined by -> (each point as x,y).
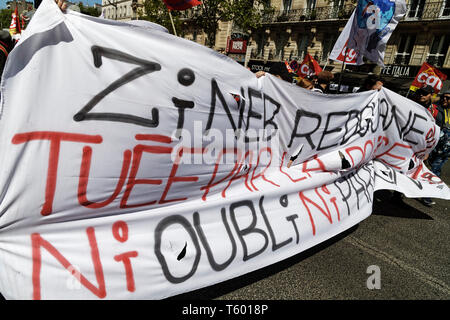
410,62 -> 447,94
9,6 -> 21,36
162,0 -> 202,10
334,39 -> 358,65
297,54 -> 322,78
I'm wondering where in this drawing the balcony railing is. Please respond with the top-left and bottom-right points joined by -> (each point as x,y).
394,53 -> 412,65
404,1 -> 450,20
262,5 -> 354,23
260,1 -> 450,24
427,53 -> 446,67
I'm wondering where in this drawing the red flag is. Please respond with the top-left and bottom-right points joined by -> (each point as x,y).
21,14 -> 25,30
285,60 -> 293,73
297,54 -> 322,78
410,62 -> 447,94
334,39 -> 358,65
162,0 -> 202,11
289,60 -> 299,74
9,6 -> 21,36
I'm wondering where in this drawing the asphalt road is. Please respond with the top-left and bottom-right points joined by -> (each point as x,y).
172,162 -> 450,300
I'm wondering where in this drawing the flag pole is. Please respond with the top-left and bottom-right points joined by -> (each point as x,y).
337,48 -> 348,93
323,53 -> 330,70
167,9 -> 177,36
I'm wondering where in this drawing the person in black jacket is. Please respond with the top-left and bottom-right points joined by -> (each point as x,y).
421,90 -> 450,206
356,74 -> 384,92
0,31 -> 14,77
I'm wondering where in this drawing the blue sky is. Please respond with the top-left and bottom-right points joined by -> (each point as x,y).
0,0 -> 102,9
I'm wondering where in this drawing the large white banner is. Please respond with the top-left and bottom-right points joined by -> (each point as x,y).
0,0 -> 448,300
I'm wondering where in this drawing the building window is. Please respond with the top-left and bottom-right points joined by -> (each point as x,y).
297,34 -> 308,60
255,33 -> 267,59
307,0 -> 317,10
283,0 -> 292,13
395,35 -> 416,65
441,0 -> 450,17
408,0 -> 425,19
275,32 -> 285,60
427,34 -> 450,67
333,0 -> 345,11
322,34 -> 338,63
331,0 -> 346,19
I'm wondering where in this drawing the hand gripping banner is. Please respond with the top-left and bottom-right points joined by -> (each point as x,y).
0,0 -> 449,299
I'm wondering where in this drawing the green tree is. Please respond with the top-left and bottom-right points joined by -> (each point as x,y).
0,9 -> 13,31
139,0 -> 183,35
78,2 -> 101,17
141,0 -> 273,47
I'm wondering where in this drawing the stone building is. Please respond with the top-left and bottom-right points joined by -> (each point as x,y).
246,0 -> 450,93
99,0 -> 450,93
101,0 -> 140,21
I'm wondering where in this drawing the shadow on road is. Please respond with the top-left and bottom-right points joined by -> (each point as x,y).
168,224 -> 359,300
371,190 -> 433,220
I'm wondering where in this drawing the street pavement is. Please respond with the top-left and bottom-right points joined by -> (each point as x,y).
173,163 -> 450,300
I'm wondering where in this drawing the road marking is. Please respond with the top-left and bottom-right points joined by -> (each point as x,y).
344,235 -> 450,295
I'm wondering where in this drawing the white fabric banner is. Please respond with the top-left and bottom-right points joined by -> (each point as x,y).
0,0 -> 448,300
330,0 -> 406,66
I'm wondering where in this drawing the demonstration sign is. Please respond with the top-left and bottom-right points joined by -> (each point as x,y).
0,0 -> 449,300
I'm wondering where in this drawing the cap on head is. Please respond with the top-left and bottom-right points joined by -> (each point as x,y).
416,85 -> 434,95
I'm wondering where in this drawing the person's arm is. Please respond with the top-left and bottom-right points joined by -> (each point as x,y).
56,0 -> 68,11
255,71 -> 266,78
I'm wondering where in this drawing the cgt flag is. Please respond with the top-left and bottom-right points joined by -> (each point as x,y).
162,0 -> 202,10
409,62 -> 447,94
9,6 -> 21,37
329,11 -> 359,65
297,53 -> 322,78
331,0 -> 406,66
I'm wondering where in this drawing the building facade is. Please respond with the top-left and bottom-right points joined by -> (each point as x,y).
101,0 -> 140,21
246,0 -> 450,93
6,0 -> 34,12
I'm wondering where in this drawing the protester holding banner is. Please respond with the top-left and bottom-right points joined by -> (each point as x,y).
413,85 -> 438,114
297,78 -> 314,90
427,90 -> 450,178
410,85 -> 443,206
311,71 -> 334,93
356,74 -> 384,92
255,61 -> 294,83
